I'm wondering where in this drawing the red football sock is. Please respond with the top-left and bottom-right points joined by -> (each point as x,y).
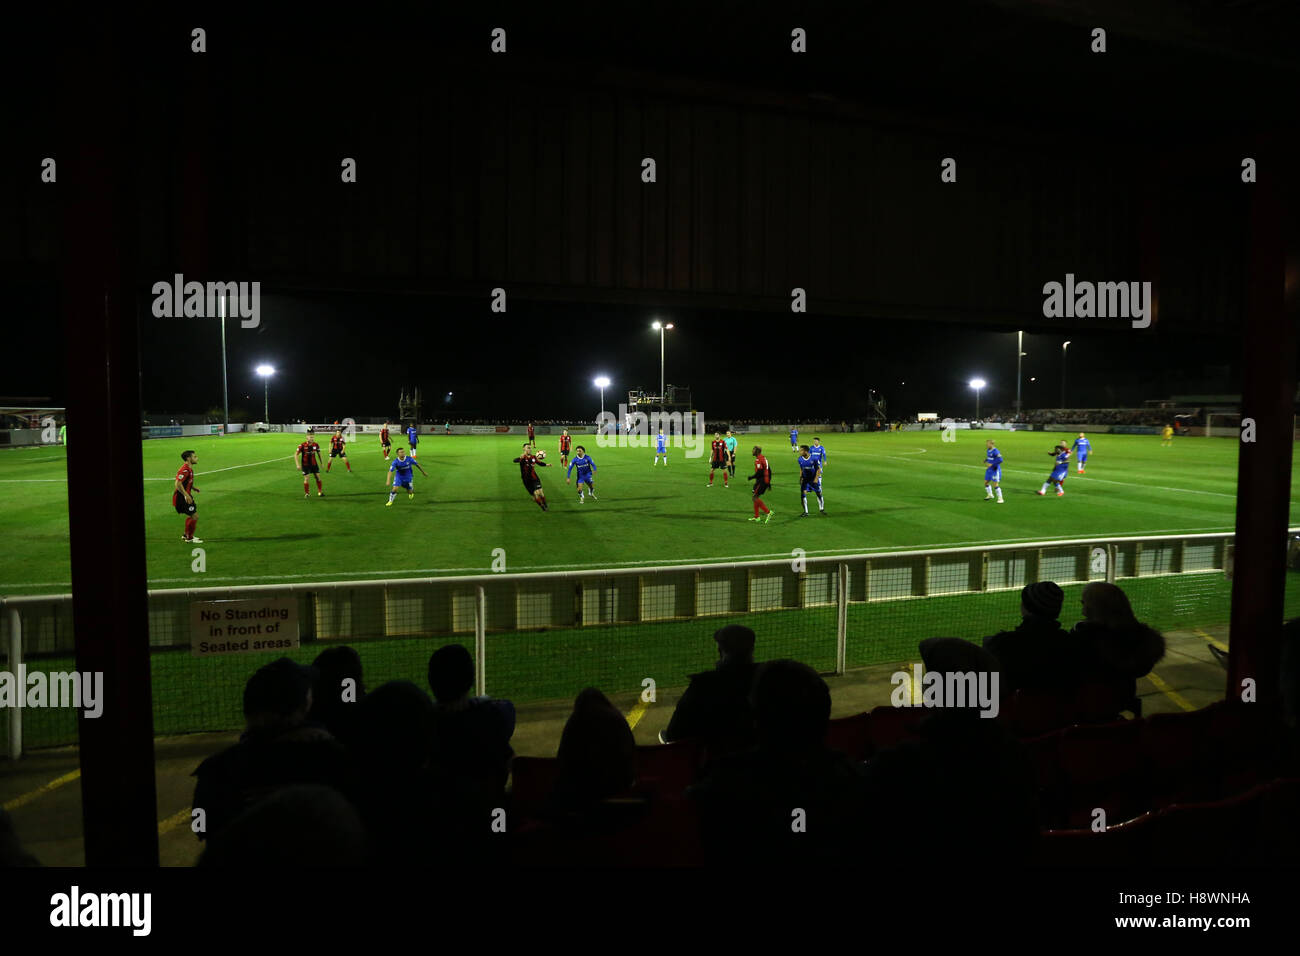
753,501 -> 761,517
316,477 -> 323,491
185,518 -> 196,538
346,461 -> 352,472
758,500 -> 770,514
303,480 -> 309,494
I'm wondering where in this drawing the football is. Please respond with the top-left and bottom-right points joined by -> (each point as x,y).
536,450 -> 546,460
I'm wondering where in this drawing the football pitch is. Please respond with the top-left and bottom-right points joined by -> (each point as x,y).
0,429 -> 1288,596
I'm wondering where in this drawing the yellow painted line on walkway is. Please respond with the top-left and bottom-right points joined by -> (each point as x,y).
1145,671 -> 1196,712
625,697 -> 650,730
1194,628 -> 1229,653
909,662 -> 923,706
157,808 -> 193,836
2,769 -> 80,812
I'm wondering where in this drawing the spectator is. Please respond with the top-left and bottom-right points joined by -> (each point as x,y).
427,644 -> 515,803
981,581 -> 1075,694
660,624 -> 758,759
198,785 -> 369,867
347,680 -> 463,863
688,660 -> 869,864
1070,582 -> 1166,701
550,687 -> 638,810
307,645 -> 365,744
863,638 -> 1039,859
191,658 -> 353,843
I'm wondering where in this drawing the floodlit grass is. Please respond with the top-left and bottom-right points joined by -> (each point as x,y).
0,429 -> 1264,593
2,428 -> 1294,749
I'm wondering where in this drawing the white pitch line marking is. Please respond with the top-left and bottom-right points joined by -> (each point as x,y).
0,525 -> 1239,591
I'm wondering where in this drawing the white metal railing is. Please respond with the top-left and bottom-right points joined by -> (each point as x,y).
0,529 -> 1275,758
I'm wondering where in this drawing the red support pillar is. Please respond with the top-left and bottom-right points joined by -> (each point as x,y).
1228,133 -> 1300,712
61,14 -> 159,865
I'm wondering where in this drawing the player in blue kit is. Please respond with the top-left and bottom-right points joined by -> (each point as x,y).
406,423 -> 420,460
566,446 -> 598,502
1072,432 -> 1091,474
796,446 -> 825,516
790,426 -> 799,452
983,439 -> 1004,503
385,447 -> 428,506
653,429 -> 668,466
1038,443 -> 1070,497
809,437 -> 827,483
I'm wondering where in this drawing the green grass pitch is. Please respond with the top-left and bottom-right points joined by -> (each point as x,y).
0,429 -> 1288,596
5,428 -> 1300,748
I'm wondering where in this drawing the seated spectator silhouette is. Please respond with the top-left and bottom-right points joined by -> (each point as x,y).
348,680 -> 466,864
863,638 -> 1039,859
542,687 -> 644,830
191,657 -> 352,843
687,659 -> 869,864
307,645 -> 365,745
427,644 -> 515,804
198,785 -> 369,867
660,624 -> 758,759
1069,582 -> 1166,704
981,581 -> 1074,695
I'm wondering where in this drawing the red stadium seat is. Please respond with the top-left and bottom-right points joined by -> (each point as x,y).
634,739 -> 704,797
1144,784 -> 1270,865
1145,701 -> 1286,807
866,704 -> 928,753
1144,706 -> 1222,806
1054,719 -> 1147,829
510,742 -> 703,822
1033,812 -> 1153,867
825,711 -> 874,761
1001,690 -> 1072,738
1259,777 -> 1300,864
508,755 -> 561,821
510,795 -> 704,867
1002,683 -> 1140,739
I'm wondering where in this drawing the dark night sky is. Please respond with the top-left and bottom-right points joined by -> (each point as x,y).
5,1 -> 1294,424
4,281 -> 1242,422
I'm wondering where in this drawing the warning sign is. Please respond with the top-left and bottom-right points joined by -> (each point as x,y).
190,597 -> 300,657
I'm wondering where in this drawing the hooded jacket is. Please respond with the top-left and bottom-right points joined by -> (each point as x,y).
1070,619 -> 1167,693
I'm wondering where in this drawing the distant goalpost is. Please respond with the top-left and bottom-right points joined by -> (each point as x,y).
0,407 -> 66,448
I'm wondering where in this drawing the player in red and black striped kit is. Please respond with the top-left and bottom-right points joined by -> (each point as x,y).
296,429 -> 325,497
527,422 -> 536,446
380,422 -> 392,459
326,429 -> 353,473
708,432 -> 729,488
748,446 -> 773,523
513,443 -> 550,511
559,429 -> 572,467
173,450 -> 202,542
